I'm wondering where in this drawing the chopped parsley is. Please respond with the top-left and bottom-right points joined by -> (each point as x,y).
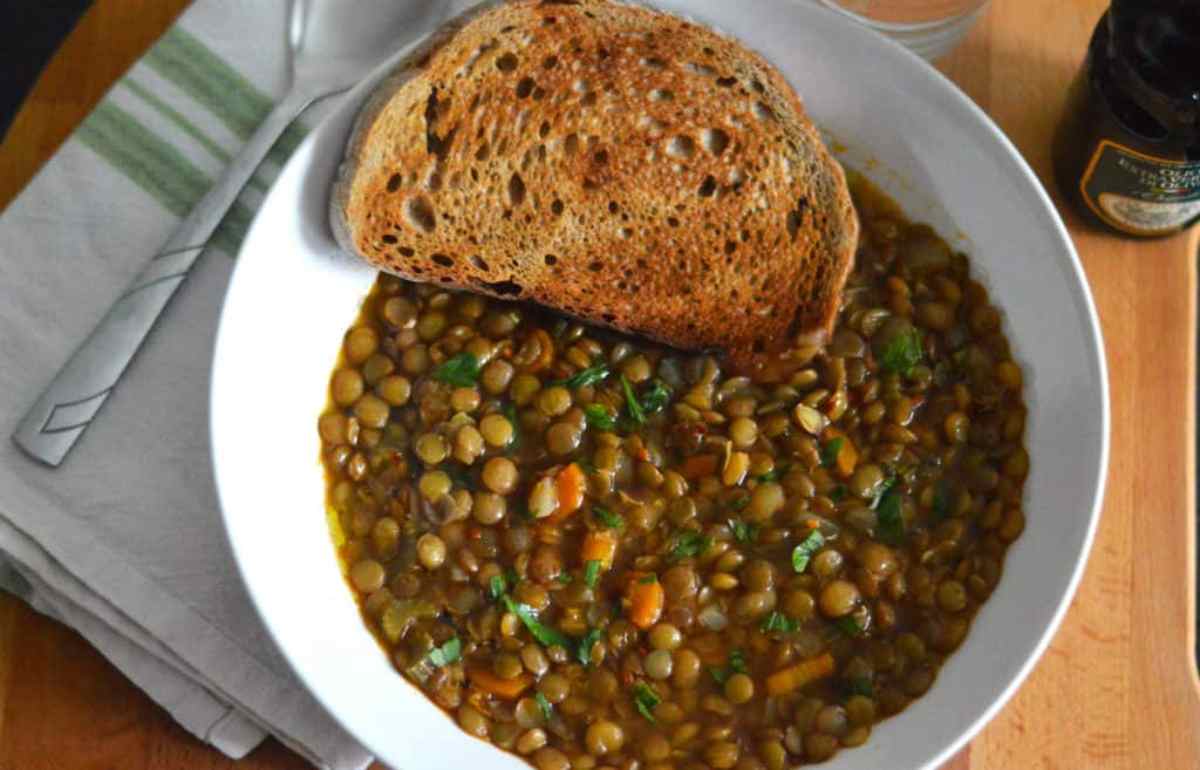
593,506 -> 624,530
501,596 -> 574,650
834,614 -> 865,637
638,573 -> 658,584
577,628 -> 603,666
756,464 -> 790,483
556,572 -> 574,585
876,487 -> 905,545
633,683 -> 661,722
667,530 -> 712,562
426,637 -> 462,667
502,403 -> 522,450
584,560 -> 602,588
729,519 -> 758,545
791,529 -> 825,573
711,649 -> 750,684
879,326 -> 924,376
820,437 -> 845,468
551,363 -> 611,389
870,476 -> 898,510
639,379 -> 672,415
620,375 -> 646,425
760,611 -> 799,635
535,691 -> 554,721
727,496 -> 750,512
830,485 -> 847,502
620,377 -> 673,428
584,403 -> 617,431
431,352 -> 480,386
488,574 -> 508,601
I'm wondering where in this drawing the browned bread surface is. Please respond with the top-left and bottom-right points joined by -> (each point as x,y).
331,0 -> 858,362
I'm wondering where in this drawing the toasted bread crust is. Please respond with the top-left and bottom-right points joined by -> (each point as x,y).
332,0 -> 857,363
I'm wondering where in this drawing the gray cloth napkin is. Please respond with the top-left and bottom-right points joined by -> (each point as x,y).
0,0 -> 468,766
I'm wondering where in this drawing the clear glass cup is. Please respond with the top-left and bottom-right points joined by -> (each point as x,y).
815,0 -> 991,60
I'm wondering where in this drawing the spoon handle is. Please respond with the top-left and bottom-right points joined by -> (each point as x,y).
12,89 -> 314,467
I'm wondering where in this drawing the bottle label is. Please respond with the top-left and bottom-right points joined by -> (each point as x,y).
1080,139 -> 1200,236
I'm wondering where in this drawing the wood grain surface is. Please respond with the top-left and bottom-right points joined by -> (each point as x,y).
0,1 -> 1196,769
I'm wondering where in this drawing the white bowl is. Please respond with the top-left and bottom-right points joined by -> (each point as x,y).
210,2 -> 1109,769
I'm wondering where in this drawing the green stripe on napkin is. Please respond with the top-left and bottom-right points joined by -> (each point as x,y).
144,28 -> 306,166
77,101 -> 252,255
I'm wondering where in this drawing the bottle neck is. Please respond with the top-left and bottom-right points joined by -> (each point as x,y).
1106,1 -> 1200,143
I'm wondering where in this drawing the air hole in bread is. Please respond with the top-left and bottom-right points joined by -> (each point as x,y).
469,255 -> 489,272
641,57 -> 666,69
551,199 -> 564,216
702,128 -> 730,156
607,200 -> 619,214
594,149 -> 608,165
588,261 -> 603,272
649,89 -> 673,102
638,115 -> 666,137
483,279 -> 522,296
667,217 -> 680,227
686,62 -> 717,78
508,172 -> 526,206
580,91 -> 597,107
564,133 -> 579,155
751,78 -> 766,94
544,254 -> 558,266
398,246 -> 415,257
405,196 -> 436,234
496,52 -> 518,72
543,55 -> 558,69
432,253 -> 454,267
716,76 -> 737,88
516,77 -> 535,98
381,234 -> 397,244
752,101 -> 775,121
619,227 -> 633,239
539,121 -> 551,138
698,175 -> 717,198
475,143 -> 491,161
386,173 -> 403,193
666,136 -> 695,160
724,240 -> 737,254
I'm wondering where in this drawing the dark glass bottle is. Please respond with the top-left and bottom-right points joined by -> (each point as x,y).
1053,0 -> 1200,238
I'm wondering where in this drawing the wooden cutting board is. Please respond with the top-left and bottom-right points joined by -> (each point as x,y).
0,1 -> 1196,768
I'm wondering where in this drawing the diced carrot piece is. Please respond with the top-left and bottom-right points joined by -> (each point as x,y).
765,653 -> 835,696
581,530 -> 618,569
626,575 -> 665,629
468,667 -> 533,699
541,463 -> 585,524
680,454 -> 719,480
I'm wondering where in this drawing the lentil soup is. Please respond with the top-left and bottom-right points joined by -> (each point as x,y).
318,179 -> 1028,767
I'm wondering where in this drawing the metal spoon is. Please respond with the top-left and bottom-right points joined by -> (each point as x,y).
13,0 -> 445,467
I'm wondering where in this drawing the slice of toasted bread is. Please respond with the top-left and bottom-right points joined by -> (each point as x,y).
331,0 -> 858,364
